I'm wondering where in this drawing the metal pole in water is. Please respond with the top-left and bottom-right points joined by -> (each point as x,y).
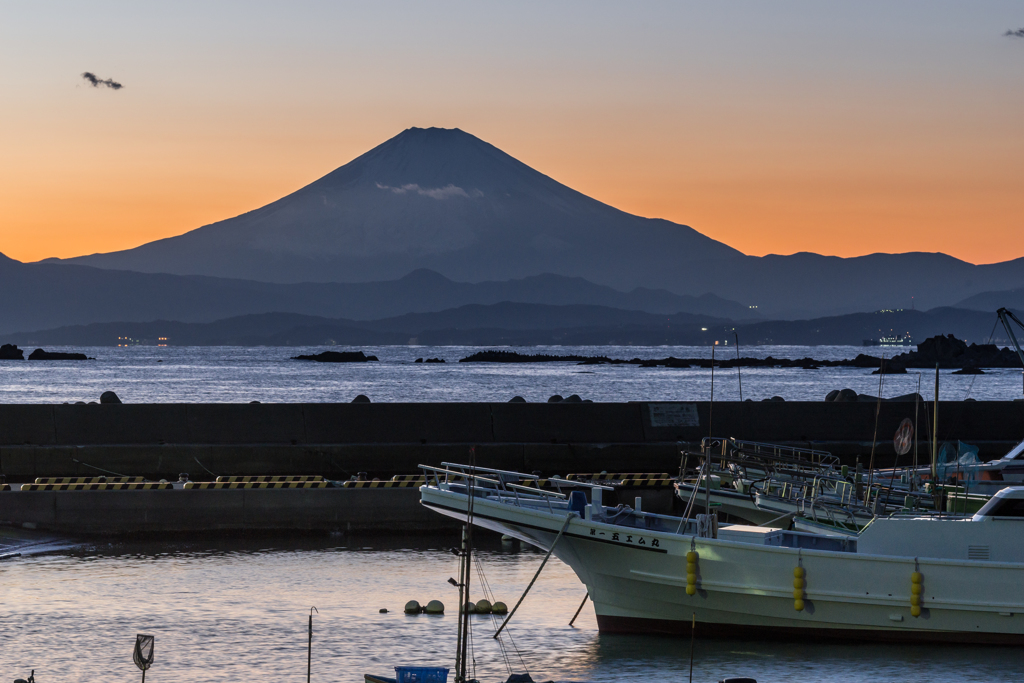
688,612 -> 696,683
308,606 -> 317,683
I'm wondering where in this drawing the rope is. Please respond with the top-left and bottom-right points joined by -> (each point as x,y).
70,457 -> 128,478
474,557 -> 525,675
493,514 -> 573,639
193,456 -> 218,478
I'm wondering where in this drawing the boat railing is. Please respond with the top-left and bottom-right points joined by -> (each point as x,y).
421,463 -> 615,515
424,463 -> 698,533
702,437 -> 840,470
438,462 -> 615,493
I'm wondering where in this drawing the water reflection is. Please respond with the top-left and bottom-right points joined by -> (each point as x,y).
0,533 -> 1019,682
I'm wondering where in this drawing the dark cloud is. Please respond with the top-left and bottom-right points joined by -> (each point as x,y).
81,72 -> 123,90
1005,28 -> 1024,38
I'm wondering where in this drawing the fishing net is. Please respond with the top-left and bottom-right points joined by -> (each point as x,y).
133,634 -> 155,671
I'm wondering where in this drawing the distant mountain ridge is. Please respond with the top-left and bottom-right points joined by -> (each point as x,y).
7,302 -> 1013,349
955,287 -> 1024,312
7,304 -> 729,347
0,254 -> 750,336
32,127 -> 1024,316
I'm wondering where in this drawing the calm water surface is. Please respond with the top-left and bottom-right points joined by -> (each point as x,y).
1,534 -> 1022,683
1,345 -> 1021,403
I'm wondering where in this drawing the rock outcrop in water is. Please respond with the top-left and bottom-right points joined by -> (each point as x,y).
28,348 -> 88,360
292,351 -> 379,362
890,334 -> 1021,369
460,350 -> 613,363
0,344 -> 24,360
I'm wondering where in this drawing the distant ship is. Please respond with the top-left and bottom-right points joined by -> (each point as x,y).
863,334 -> 914,347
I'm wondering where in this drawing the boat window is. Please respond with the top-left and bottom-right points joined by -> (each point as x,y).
1001,441 -> 1024,461
982,498 -> 1024,518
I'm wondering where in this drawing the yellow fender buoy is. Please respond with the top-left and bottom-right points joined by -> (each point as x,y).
911,570 -> 923,618
793,566 -> 806,612
686,550 -> 698,596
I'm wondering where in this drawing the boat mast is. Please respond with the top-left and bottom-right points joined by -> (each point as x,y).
456,455 -> 477,683
454,525 -> 467,683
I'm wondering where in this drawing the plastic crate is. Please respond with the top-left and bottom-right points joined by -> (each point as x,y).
395,667 -> 449,683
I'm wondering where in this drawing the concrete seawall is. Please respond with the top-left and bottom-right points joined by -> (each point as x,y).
2,487 -> 453,535
2,401 -> 1022,481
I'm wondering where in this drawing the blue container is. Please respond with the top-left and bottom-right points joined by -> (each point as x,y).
395,667 -> 449,683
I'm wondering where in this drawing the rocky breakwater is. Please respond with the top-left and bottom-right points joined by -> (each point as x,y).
885,334 -> 1022,373
28,348 -> 90,360
0,345 -> 90,360
292,350 -> 379,362
459,349 -> 887,370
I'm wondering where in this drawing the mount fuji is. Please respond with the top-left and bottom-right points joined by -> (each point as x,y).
53,127 -> 741,291
44,127 -> 1024,317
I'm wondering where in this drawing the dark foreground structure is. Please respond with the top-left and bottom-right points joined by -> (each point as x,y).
0,401 -> 1021,535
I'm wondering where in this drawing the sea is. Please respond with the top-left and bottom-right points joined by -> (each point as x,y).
1,344 -> 1022,404
2,345 -> 1023,682
2,532 -> 1022,683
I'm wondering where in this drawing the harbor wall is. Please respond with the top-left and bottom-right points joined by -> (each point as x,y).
2,488 -> 456,535
2,401 -> 1022,481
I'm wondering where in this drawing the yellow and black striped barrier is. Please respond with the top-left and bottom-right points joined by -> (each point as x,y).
185,481 -> 329,489
1,484 -> 10,492
215,475 -> 325,483
21,482 -> 174,491
34,477 -> 146,484
617,478 -> 678,488
341,480 -> 422,488
390,474 -> 427,482
568,473 -> 669,481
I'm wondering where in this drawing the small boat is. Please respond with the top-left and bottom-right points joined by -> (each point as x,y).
421,462 -> 1024,644
365,668 -> 450,683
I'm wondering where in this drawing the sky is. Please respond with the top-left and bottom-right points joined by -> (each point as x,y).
1,1 -> 1022,265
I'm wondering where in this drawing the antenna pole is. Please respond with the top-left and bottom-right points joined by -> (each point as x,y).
734,332 -> 742,402
864,356 -> 885,507
708,343 -> 716,439
932,364 -> 939,485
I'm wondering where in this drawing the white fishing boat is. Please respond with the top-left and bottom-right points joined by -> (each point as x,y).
420,463 -> 1024,644
672,438 -> 936,535
915,439 -> 1024,495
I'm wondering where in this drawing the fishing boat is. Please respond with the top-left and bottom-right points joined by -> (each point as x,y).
912,439 -> 1024,495
673,438 -> 937,535
420,462 -> 1024,644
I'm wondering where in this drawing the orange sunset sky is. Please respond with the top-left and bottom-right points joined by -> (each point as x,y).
2,2 -> 1022,266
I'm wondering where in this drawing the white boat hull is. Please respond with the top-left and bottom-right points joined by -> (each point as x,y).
674,482 -> 785,527
421,487 -> 1024,644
